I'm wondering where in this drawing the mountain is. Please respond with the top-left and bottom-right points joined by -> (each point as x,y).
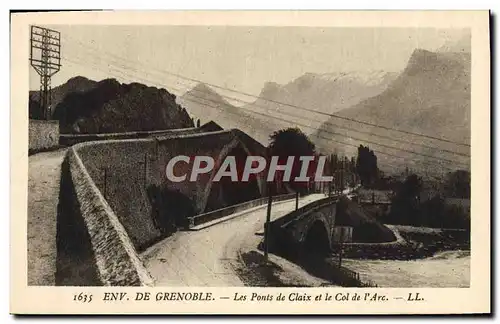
178,83 -> 276,144
50,77 -> 194,133
437,33 -> 471,53
313,49 -> 471,175
29,76 -> 97,119
241,71 -> 398,135
247,70 -> 397,116
179,71 -> 397,145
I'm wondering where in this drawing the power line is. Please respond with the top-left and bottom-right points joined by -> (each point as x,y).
63,35 -> 471,147
61,55 -> 464,170
174,91 -> 462,172
179,79 -> 470,158
172,84 -> 470,168
61,54 -> 468,172
30,26 -> 61,119
61,45 -> 470,159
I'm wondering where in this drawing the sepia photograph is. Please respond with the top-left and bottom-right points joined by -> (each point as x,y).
11,10 -> 490,315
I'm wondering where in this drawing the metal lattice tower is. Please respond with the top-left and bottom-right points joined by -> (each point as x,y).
30,26 -> 61,120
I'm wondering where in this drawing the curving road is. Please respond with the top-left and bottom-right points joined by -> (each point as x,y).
141,193 -> 327,286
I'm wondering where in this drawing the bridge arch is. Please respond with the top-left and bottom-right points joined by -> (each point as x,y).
301,215 -> 331,257
199,136 -> 266,213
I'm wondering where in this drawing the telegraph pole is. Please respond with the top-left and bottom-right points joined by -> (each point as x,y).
30,26 -> 61,120
340,163 -> 344,194
338,237 -> 344,268
264,190 -> 273,261
144,153 -> 148,186
103,167 -> 107,199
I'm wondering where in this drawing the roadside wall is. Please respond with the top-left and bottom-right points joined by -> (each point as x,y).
57,148 -> 154,286
29,119 -> 59,153
59,127 -> 201,146
189,193 -> 295,227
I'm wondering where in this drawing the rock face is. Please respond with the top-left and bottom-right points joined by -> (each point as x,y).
313,49 -> 471,174
29,76 -> 97,119
31,76 -> 194,134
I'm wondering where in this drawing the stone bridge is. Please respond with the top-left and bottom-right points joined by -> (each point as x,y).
268,195 -> 345,259
268,187 -> 401,262
59,122 -> 280,256
54,123 -> 283,286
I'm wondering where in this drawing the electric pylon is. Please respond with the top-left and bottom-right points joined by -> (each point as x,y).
30,26 -> 61,120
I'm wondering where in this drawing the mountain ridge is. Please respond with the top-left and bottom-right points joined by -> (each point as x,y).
313,48 -> 471,174
179,69 -> 398,145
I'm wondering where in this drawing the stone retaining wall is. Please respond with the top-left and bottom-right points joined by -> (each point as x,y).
29,119 -> 59,154
59,127 -> 200,146
57,148 -> 154,286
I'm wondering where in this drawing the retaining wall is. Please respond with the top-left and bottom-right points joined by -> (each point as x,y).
29,119 -> 59,153
59,127 -> 201,146
331,225 -> 469,260
57,147 -> 154,286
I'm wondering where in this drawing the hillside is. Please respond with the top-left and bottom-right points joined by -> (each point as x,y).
313,49 -> 471,174
242,71 -> 397,133
178,83 -> 276,145
29,76 -> 97,119
179,71 -> 396,145
48,77 -> 194,133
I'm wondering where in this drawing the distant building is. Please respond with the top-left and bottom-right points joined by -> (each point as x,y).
356,189 -> 392,217
200,121 -> 224,132
357,189 -> 392,204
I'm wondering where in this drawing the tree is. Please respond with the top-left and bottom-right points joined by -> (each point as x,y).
350,156 -> 356,173
444,170 -> 470,198
388,174 -> 423,225
420,194 -> 445,228
356,145 -> 378,187
268,128 -> 316,194
332,153 -> 338,171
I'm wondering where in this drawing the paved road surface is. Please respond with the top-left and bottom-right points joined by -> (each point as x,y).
142,194 -> 326,286
27,149 -> 66,285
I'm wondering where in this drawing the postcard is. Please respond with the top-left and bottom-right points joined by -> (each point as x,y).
10,10 -> 490,315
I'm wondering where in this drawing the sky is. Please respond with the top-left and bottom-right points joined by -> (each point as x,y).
29,26 -> 469,99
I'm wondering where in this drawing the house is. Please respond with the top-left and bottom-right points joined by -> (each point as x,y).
356,189 -> 393,217
199,120 -> 224,132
